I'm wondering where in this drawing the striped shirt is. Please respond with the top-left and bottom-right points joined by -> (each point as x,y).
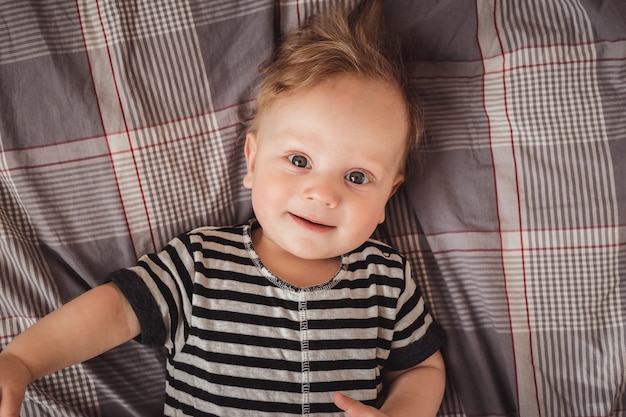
109,222 -> 441,417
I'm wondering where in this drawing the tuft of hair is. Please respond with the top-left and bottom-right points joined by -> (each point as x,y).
248,0 -> 423,174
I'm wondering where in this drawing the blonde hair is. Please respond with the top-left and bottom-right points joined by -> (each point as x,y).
248,0 -> 423,174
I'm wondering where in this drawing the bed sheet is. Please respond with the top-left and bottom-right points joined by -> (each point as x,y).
0,1 -> 625,416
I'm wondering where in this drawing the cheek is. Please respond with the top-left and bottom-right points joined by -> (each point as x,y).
347,194 -> 389,226
255,168 -> 286,192
251,171 -> 292,210
340,208 -> 382,250
354,205 -> 383,227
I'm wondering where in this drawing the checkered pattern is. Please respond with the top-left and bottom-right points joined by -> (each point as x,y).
383,1 -> 626,416
0,1 -> 624,416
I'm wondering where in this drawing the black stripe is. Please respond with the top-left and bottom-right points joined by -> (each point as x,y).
310,357 -> 377,372
309,316 -> 394,330
310,377 -> 382,392
167,375 -> 303,414
196,249 -> 254,268
182,345 -> 303,372
194,283 -> 299,308
192,306 -> 302,330
194,230 -> 247,249
190,328 -> 302,350
173,359 -> 302,392
308,294 -> 397,309
333,273 -> 404,290
137,257 -> 188,348
309,337 -> 378,350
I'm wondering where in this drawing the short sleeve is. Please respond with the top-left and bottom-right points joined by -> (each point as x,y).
386,261 -> 443,371
108,233 -> 197,355
109,268 -> 165,346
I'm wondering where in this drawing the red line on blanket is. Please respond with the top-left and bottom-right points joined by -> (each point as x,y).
478,37 -> 626,62
78,0 -> 205,256
96,0 -> 158,256
388,232 -> 626,261
389,223 -> 626,240
0,315 -> 42,341
476,0 -> 511,378
0,315 -> 41,321
421,223 -> 626,236
295,0 -> 301,26
492,1 -> 541,413
507,37 -> 626,56
422,240 -> 626,256
119,122 -> 243,153
0,122 -> 242,173
476,1 -> 521,414
0,99 -> 252,155
493,1 -> 528,412
73,0 -> 140,260
409,55 -> 626,82
1,154 -> 109,173
408,37 -> 626,84
0,134 -> 102,153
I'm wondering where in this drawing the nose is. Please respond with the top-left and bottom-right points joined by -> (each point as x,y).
303,178 -> 340,208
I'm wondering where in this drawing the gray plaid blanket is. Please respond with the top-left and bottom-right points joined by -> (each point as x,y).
1,1 -> 625,416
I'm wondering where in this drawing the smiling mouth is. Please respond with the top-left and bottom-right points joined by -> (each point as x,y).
289,213 -> 334,231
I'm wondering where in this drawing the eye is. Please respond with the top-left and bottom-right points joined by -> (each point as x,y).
346,170 -> 369,185
288,154 -> 311,168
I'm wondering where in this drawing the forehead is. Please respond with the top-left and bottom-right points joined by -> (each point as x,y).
256,75 -> 409,168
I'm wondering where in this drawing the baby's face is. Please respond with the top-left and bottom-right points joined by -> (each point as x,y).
243,75 -> 408,262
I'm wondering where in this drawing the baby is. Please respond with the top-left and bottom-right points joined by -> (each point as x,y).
0,1 -> 445,416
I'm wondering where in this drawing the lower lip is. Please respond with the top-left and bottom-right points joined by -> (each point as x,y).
289,213 -> 334,232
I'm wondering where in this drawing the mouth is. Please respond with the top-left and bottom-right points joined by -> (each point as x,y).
289,213 -> 335,232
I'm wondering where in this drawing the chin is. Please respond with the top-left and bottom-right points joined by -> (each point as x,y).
288,245 -> 340,261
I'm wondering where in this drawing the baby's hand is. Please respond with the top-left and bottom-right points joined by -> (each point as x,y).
0,353 -> 32,417
333,392 -> 390,417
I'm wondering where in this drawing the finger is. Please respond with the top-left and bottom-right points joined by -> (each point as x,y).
333,392 -> 377,417
333,392 -> 355,412
0,399 -> 22,417
0,390 -> 24,417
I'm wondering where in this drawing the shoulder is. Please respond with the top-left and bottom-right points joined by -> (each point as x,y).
184,224 -> 246,243
350,238 -> 405,265
345,238 -> 407,285
158,224 -> 248,256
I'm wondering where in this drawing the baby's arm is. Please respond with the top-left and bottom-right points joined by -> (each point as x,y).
0,282 -> 140,417
379,350 -> 445,416
334,350 -> 446,417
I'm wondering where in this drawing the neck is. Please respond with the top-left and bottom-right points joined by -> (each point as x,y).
250,227 -> 341,288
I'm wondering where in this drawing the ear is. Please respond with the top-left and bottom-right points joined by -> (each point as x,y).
242,132 -> 258,190
389,174 -> 404,197
378,174 -> 404,224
